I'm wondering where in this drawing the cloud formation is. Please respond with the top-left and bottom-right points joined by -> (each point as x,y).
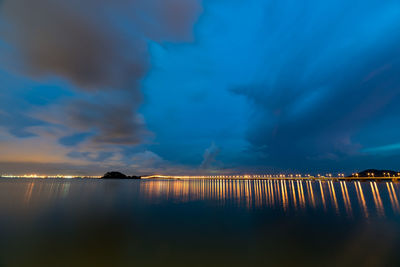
2,0 -> 400,174
66,94 -> 147,145
140,0 -> 400,173
181,0 -> 400,171
231,1 -> 400,169
1,0 -> 201,88
200,142 -> 220,169
0,0 -> 202,145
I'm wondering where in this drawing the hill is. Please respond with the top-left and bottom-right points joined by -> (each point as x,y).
101,172 -> 141,179
353,169 -> 399,177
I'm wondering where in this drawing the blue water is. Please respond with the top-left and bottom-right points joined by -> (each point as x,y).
0,178 -> 400,266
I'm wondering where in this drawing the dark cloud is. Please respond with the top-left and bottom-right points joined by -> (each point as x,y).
0,0 -> 201,89
227,1 -> 400,170
66,94 -> 147,145
1,0 -> 141,89
0,0 -> 202,145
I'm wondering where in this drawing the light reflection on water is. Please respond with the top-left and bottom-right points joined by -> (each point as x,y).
1,178 -> 400,267
4,178 -> 400,222
4,179 -> 400,220
139,179 -> 400,218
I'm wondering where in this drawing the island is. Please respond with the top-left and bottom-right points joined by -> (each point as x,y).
101,171 -> 141,179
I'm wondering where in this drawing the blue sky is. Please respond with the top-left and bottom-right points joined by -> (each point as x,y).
1,0 -> 400,175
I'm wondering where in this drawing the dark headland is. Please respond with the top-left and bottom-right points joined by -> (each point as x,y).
101,172 -> 141,179
352,169 -> 399,178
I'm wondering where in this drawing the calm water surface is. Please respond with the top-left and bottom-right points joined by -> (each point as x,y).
1,178 -> 400,266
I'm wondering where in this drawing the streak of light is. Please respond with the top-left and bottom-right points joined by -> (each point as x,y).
329,181 -> 340,215
319,181 -> 327,211
370,182 -> 385,217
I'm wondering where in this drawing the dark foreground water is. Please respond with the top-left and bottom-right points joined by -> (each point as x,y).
1,178 -> 400,267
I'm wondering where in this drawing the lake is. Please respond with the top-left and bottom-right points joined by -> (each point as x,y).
0,178 -> 400,266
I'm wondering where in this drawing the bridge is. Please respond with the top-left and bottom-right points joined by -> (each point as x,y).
142,174 -> 400,181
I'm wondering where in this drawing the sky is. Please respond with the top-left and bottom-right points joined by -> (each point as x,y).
1,0 -> 400,175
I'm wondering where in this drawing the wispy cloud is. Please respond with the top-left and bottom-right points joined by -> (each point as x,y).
363,143 -> 400,154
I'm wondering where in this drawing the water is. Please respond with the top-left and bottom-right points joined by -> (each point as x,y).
1,178 -> 400,266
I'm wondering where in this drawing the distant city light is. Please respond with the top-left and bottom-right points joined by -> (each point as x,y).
0,174 -> 101,179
